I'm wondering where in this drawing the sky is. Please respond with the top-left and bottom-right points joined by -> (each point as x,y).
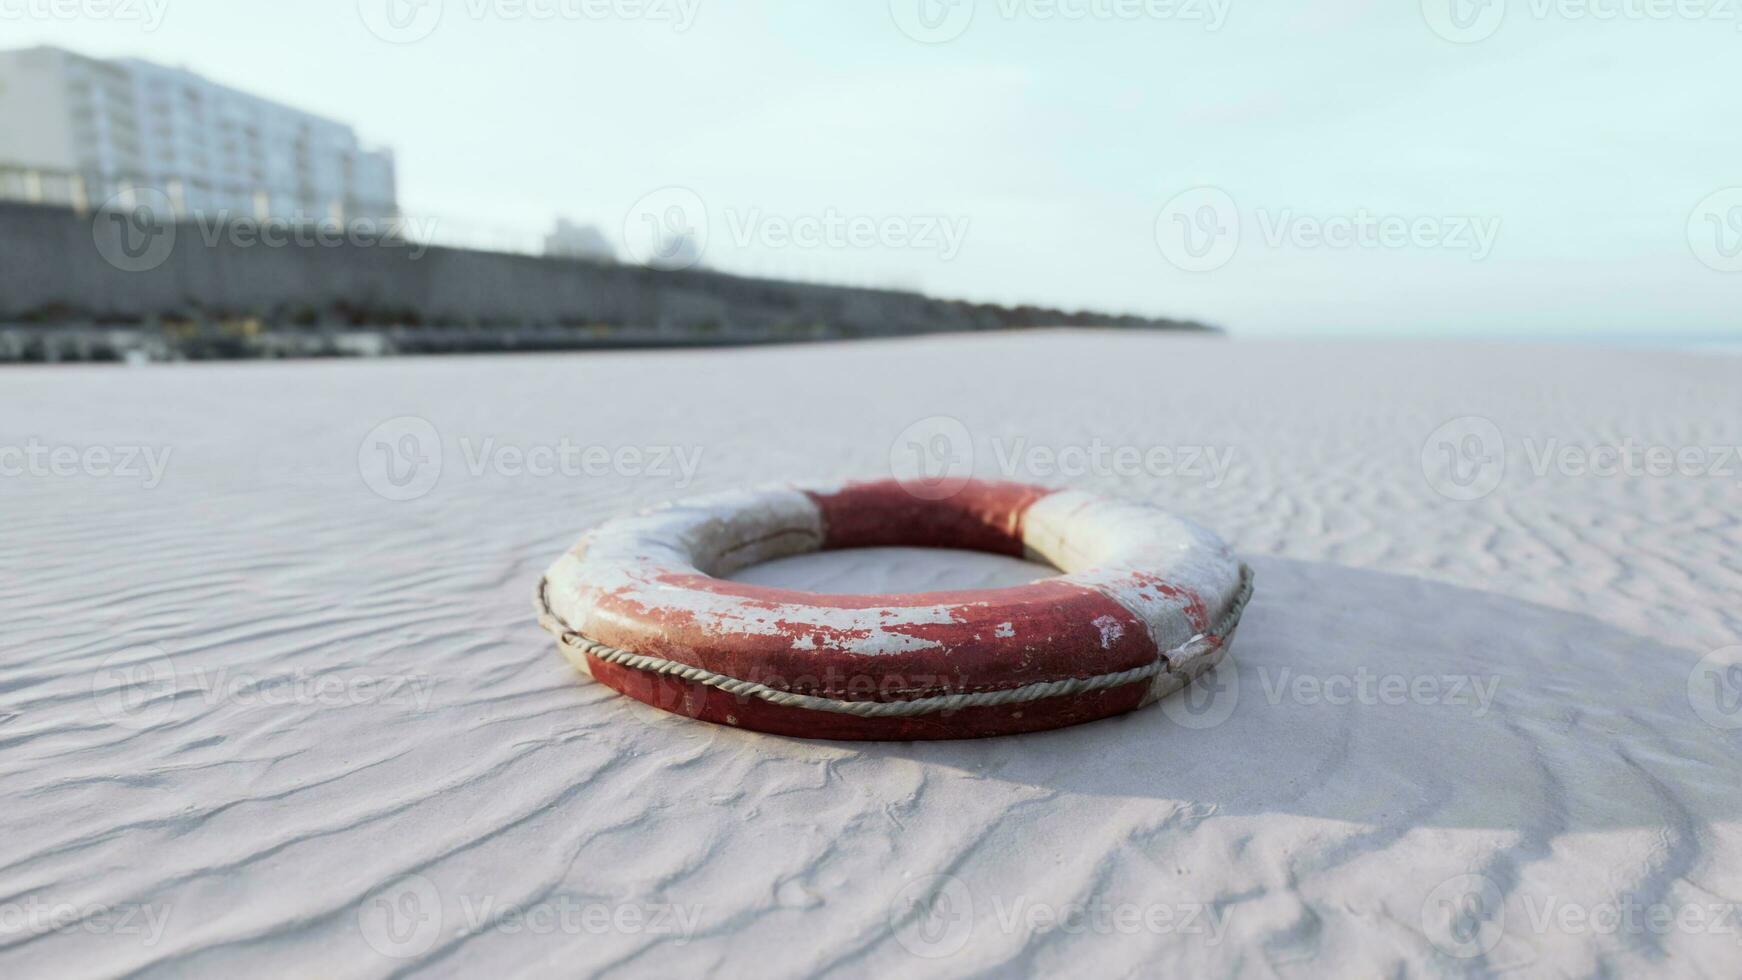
5,0 -> 1739,338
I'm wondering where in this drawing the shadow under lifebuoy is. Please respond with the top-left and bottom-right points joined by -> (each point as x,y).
760,554 -> 1740,832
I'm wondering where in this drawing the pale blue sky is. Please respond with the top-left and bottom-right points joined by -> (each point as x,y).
9,0 -> 1740,337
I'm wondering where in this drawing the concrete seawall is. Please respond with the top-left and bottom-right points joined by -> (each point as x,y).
0,202 -> 1208,352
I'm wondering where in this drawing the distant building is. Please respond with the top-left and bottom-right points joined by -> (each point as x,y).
0,46 -> 396,221
543,218 -> 615,262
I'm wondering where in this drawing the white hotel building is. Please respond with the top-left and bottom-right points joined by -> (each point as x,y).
0,46 -> 397,221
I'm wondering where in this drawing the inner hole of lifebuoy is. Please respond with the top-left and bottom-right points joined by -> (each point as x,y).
726,546 -> 1057,596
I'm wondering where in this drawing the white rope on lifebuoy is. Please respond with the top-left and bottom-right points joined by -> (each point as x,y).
535,563 -> 1253,718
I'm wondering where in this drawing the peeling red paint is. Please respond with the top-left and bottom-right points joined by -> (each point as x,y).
541,478 -> 1245,739
1121,571 -> 1211,634
804,479 -> 1049,555
582,573 -> 1159,698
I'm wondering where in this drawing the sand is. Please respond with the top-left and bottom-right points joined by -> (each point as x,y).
1,332 -> 1739,977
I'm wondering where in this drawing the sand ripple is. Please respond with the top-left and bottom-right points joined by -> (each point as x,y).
1,334 -> 1738,976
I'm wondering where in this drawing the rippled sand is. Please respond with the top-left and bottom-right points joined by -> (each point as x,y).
2,332 -> 1739,976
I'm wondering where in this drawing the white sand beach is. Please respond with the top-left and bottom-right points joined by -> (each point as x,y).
2,331 -> 1739,977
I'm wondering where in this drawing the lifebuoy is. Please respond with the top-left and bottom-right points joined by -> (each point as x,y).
535,479 -> 1253,740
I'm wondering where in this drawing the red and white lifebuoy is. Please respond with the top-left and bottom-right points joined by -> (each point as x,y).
535,479 -> 1253,740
